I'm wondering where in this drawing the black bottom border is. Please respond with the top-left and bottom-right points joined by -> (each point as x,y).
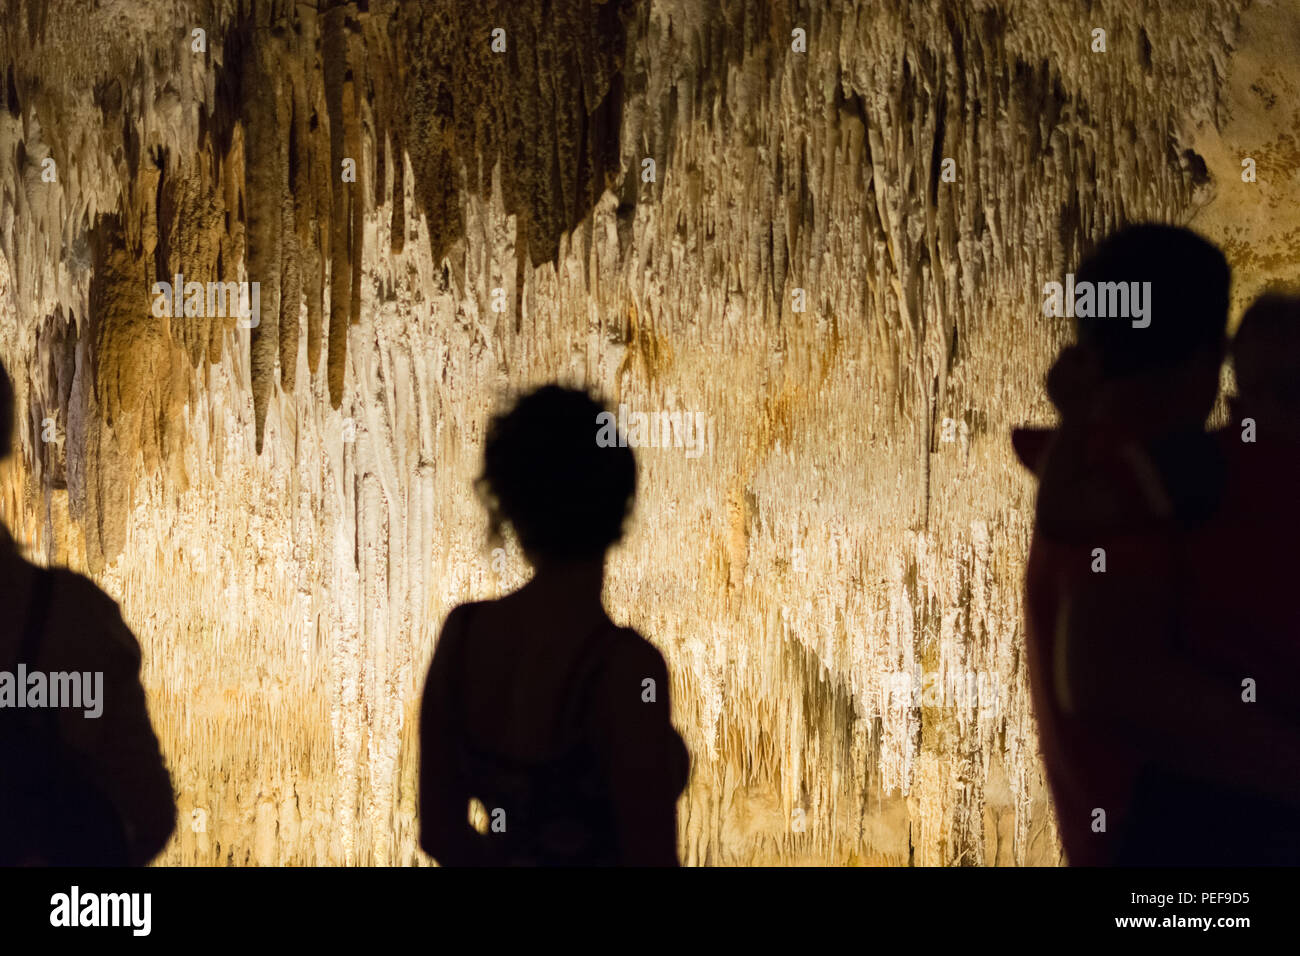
0,865 -> 1288,944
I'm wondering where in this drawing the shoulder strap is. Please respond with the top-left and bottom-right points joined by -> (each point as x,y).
17,567 -> 53,668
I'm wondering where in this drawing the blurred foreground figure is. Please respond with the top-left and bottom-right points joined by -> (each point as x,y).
420,385 -> 689,865
1198,295 -> 1300,680
0,361 -> 176,865
1013,226 -> 1300,865
1157,292 -> 1300,864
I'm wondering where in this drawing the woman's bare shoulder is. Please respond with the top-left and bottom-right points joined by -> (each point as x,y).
430,601 -> 486,659
599,625 -> 671,676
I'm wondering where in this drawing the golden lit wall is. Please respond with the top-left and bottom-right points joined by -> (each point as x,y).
1,0 -> 1297,864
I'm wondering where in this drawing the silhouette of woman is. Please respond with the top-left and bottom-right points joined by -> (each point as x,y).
419,385 -> 690,866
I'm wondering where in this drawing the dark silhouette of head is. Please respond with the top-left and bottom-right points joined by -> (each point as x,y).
1074,224 -> 1230,376
1071,224 -> 1229,427
477,384 -> 636,566
0,360 -> 13,461
1233,293 -> 1300,404
1231,293 -> 1300,438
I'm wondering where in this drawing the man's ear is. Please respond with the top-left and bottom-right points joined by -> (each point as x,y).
1046,344 -> 1101,413
1189,345 -> 1229,416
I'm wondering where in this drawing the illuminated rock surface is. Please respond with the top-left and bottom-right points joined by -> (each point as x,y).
0,0 -> 1296,865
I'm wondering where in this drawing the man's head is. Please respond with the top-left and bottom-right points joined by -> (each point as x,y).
1072,223 -> 1230,425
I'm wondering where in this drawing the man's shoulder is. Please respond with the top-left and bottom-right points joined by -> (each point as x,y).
42,566 -> 142,664
1034,428 -> 1172,540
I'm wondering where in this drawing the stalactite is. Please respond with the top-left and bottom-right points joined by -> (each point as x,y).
280,77 -> 304,396
305,8 -> 329,378
323,6 -> 353,409
243,25 -> 283,453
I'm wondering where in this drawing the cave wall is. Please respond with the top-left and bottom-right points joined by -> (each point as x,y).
0,0 -> 1295,864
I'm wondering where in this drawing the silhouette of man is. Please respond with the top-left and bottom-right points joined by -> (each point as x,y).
419,385 -> 690,866
1014,225 -> 1300,865
0,360 -> 176,865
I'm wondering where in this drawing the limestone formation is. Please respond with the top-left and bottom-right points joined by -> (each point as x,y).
0,0 -> 1296,865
